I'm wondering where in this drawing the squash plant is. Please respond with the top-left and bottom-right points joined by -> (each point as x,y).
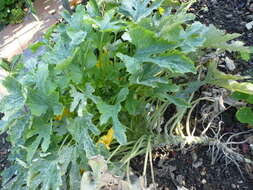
1,0 -> 253,189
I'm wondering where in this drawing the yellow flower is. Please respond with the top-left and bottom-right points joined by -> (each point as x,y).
54,108 -> 70,121
97,128 -> 114,149
96,58 -> 103,68
158,7 -> 165,15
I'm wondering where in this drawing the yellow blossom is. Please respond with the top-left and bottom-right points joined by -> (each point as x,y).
96,58 -> 103,68
158,7 -> 165,15
97,128 -> 114,149
54,108 -> 70,121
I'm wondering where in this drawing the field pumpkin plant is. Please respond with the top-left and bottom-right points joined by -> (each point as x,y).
0,0 -> 253,189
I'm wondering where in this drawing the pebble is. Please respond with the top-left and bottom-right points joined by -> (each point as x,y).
201,179 -> 207,184
225,57 -> 236,71
176,175 -> 185,186
191,152 -> 198,162
226,14 -> 233,18
250,144 -> 253,151
231,184 -> 236,188
192,159 -> 203,168
245,21 -> 253,30
200,170 -> 206,176
49,10 -> 56,15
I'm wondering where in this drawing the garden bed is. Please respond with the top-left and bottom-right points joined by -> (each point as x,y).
0,0 -> 253,190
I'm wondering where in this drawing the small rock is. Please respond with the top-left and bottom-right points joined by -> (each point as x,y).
231,184 -> 236,188
49,9 -> 56,15
191,151 -> 198,162
250,144 -> 253,151
245,21 -> 253,30
201,179 -> 207,184
225,57 -> 236,71
192,159 -> 203,168
176,175 -> 185,186
226,14 -> 233,18
200,169 -> 206,176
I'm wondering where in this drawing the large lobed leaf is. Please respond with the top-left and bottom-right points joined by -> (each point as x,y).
119,0 -> 163,22
206,62 -> 253,95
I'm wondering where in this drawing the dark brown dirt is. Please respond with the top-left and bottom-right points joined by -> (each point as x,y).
151,145 -> 253,190
190,0 -> 253,76
191,0 -> 253,46
131,125 -> 253,190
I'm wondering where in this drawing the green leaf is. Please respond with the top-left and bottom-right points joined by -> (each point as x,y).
0,77 -> 25,118
26,118 -> 52,161
177,81 -> 205,99
58,146 -> 74,175
179,22 -> 207,52
231,91 -> 253,104
232,91 -> 250,100
57,146 -> 83,190
1,165 -> 27,190
87,0 -> 101,17
120,0 -> 163,22
69,160 -> 82,190
203,25 -> 250,53
130,26 -> 176,57
116,53 -> 142,74
27,90 -> 63,116
70,84 -> 100,116
29,41 -> 45,53
27,159 -> 62,190
54,48 -> 78,70
166,95 -> 189,107
206,62 -> 253,95
125,95 -> 146,115
9,112 -> 31,145
240,51 -> 250,61
142,51 -> 196,74
36,64 -> 49,92
151,83 -> 189,107
35,64 -> 56,94
88,9 -> 125,32
129,63 -> 167,88
159,11 -> 195,41
154,82 -> 179,93
67,63 -> 83,83
236,107 -> 253,126
67,115 -> 100,157
27,137 -> 41,162
116,87 -> 129,103
66,27 -> 87,46
97,102 -> 127,145
85,49 -> 97,68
